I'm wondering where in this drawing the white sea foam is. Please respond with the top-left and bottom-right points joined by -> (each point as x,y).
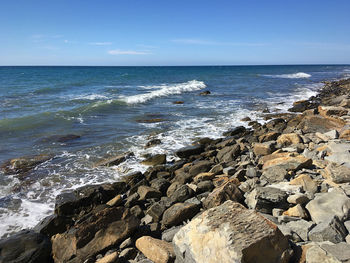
119,80 -> 206,104
70,94 -> 109,100
263,72 -> 312,79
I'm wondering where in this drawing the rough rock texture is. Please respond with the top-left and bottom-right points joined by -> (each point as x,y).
277,133 -> 303,146
308,216 -> 348,243
162,203 -> 200,228
175,145 -> 204,159
51,207 -> 139,262
0,230 -> 52,263
1,154 -> 52,175
325,162 -> 350,184
203,179 -> 243,209
136,236 -> 175,263
141,154 -> 167,166
173,201 -> 291,263
306,190 -> 350,224
305,242 -> 350,263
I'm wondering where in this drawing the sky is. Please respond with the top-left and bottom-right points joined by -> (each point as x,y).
1,0 -> 350,66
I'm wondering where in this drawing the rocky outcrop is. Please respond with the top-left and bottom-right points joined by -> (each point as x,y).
173,201 -> 291,263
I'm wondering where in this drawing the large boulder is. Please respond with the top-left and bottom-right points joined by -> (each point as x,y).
173,201 -> 291,263
1,154 -> 52,175
305,242 -> 350,263
0,230 -> 52,263
296,115 -> 345,133
262,154 -> 313,172
141,154 -> 167,166
175,145 -> 204,159
308,216 -> 348,243
51,207 -> 139,262
325,162 -> 350,184
216,144 -> 241,163
162,203 -> 200,228
306,190 -> 350,224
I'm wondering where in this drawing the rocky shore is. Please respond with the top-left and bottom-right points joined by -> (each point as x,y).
2,78 -> 350,262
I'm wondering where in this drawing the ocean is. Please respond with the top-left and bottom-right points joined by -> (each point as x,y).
0,65 -> 349,237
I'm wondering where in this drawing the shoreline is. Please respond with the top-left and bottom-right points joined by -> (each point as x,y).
2,77 -> 350,262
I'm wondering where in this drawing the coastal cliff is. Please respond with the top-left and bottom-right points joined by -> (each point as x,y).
2,78 -> 350,262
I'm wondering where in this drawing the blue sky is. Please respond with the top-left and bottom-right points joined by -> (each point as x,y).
1,0 -> 350,65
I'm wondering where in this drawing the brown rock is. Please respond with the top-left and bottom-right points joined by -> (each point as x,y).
173,101 -> 184,104
277,133 -> 302,146
1,154 -> 52,175
51,207 -> 139,263
136,236 -> 175,263
340,129 -> 350,140
106,194 -> 122,206
203,179 -> 243,209
173,201 -> 292,263
290,174 -> 318,194
283,204 -> 308,219
94,152 -> 133,167
193,172 -> 215,183
162,203 -> 200,228
318,106 -> 348,118
296,115 -> 345,133
259,132 -> 280,143
138,185 -> 162,200
253,142 -> 276,156
141,154 -> 166,166
96,251 -> 119,263
262,155 -> 313,171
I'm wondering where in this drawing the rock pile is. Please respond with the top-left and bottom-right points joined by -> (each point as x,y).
2,78 -> 350,262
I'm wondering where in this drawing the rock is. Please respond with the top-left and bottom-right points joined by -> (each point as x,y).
197,180 -> 214,193
216,144 -> 241,163
277,133 -> 303,146
0,230 -> 52,263
241,117 -> 251,122
125,193 -> 140,208
209,164 -> 223,175
287,193 -> 310,205
175,145 -> 204,159
283,204 -> 308,219
309,216 -> 348,243
119,247 -> 137,260
199,90 -> 211,95
262,155 -> 313,172
122,171 -> 144,187
137,118 -> 166,123
290,174 -> 318,194
318,106 -> 348,118
151,178 -> 170,195
288,100 -> 316,112
106,194 -> 122,207
261,166 -> 289,183
173,101 -> 184,104
142,154 -> 166,166
325,162 -> 350,184
265,118 -> 287,133
96,251 -> 118,263
34,214 -> 73,237
169,185 -> 194,203
138,186 -> 162,200
306,190 -> 350,224
223,166 -> 235,175
222,126 -> 246,137
41,134 -> 81,143
145,139 -> 162,148
51,207 -> 139,263
120,237 -> 133,249
146,201 -> 169,223
1,154 -> 52,175
259,132 -> 280,143
245,186 -> 288,214
324,130 -> 339,140
162,226 -> 182,242
203,179 -> 243,209
54,182 -> 128,217
253,141 -> 276,156
296,115 -> 345,133
306,242 -> 350,263
136,236 -> 175,263
188,160 -> 213,176
286,219 -> 315,242
162,203 -> 200,228
173,201 -> 291,263
94,152 -> 133,167
193,172 -> 215,183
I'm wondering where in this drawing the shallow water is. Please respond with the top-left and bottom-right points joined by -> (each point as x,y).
0,65 -> 349,237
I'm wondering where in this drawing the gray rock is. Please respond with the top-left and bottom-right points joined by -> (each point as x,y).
287,193 -> 310,205
188,160 -> 213,177
150,178 -> 170,195
223,166 -> 235,175
162,202 -> 200,228
169,185 -> 194,203
309,216 -> 348,243
120,237 -> 133,249
209,164 -> 223,175
175,145 -> 204,159
161,226 -> 182,242
306,189 -> 350,224
245,186 -> 289,214
286,219 -> 315,241
196,180 -> 214,193
216,144 -> 241,163
137,186 -> 162,201
306,242 -> 350,263
272,208 -> 284,217
261,166 -> 289,183
146,201 -> 169,223
325,162 -> 350,184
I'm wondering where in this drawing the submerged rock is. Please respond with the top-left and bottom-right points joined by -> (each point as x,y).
1,154 -> 52,175
173,201 -> 291,263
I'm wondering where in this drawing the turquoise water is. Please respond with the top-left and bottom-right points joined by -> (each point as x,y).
0,65 -> 349,236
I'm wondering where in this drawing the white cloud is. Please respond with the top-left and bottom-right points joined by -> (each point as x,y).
108,49 -> 151,55
89,42 -> 113,46
171,39 -> 267,46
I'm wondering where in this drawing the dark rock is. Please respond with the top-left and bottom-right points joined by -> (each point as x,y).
136,118 -> 166,123
34,214 -> 73,237
162,226 -> 182,242
265,118 -> 287,133
130,205 -> 144,219
141,154 -> 166,166
122,171 -> 144,187
94,152 -> 133,167
222,126 -> 246,137
138,186 -> 162,201
245,186 -> 289,214
188,160 -> 213,176
197,180 -> 214,194
203,179 -> 243,209
146,201 -> 169,223
0,230 -> 52,263
261,166 -> 289,183
288,100 -> 318,112
175,145 -> 204,159
51,207 -> 139,263
40,134 -> 81,143
162,203 -> 200,228
145,139 -> 162,148
216,144 -> 241,163
1,154 -> 52,175
169,185 -> 194,203
54,182 -> 128,218
150,178 -> 170,195
308,216 -> 348,243
173,101 -> 184,104
199,90 -> 211,95
125,193 -> 140,208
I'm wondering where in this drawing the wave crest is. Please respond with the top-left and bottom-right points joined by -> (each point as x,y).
263,72 -> 311,79
120,80 -> 206,104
